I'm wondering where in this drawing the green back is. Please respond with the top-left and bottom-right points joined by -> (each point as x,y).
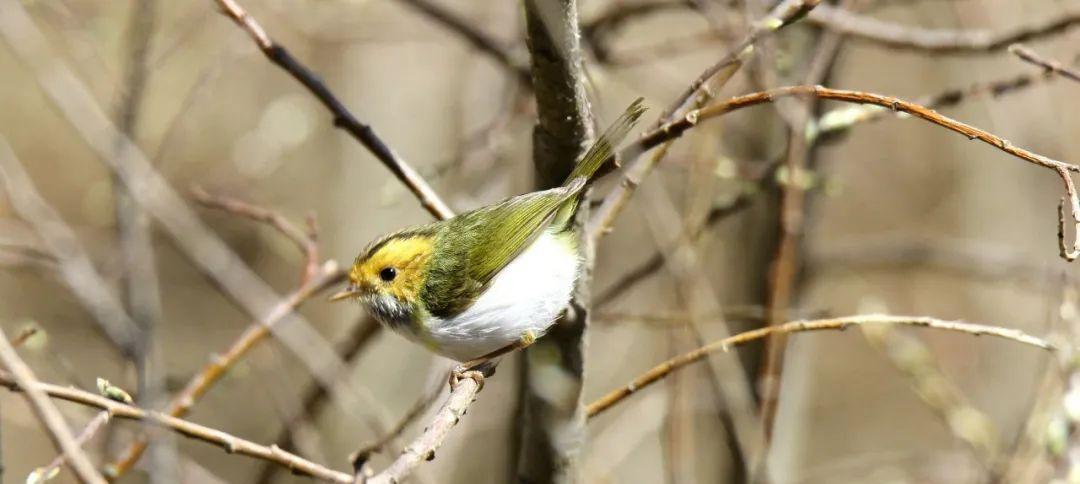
420,98 -> 646,318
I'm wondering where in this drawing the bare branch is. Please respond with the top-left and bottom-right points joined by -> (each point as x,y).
807,3 -> 1080,53
190,187 -> 321,282
107,264 -> 345,475
0,331 -> 105,484
394,0 -> 531,87
0,370 -> 354,483
211,0 -> 453,220
30,411 -> 111,483
586,0 -> 822,241
1010,44 -> 1080,84
587,315 -> 1055,418
366,378 -> 481,484
0,139 -> 142,354
255,317 -> 383,484
630,85 -> 1080,260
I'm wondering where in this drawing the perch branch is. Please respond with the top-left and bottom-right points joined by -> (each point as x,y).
0,331 -> 105,484
365,378 -> 480,484
1010,44 -> 1080,84
0,370 -> 354,483
587,315 -> 1055,418
806,3 -> 1080,53
212,0 -> 453,220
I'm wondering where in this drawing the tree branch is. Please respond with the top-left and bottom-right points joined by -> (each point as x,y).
211,0 -> 453,220
807,3 -> 1080,53
394,0 -> 532,87
0,331 -> 105,484
0,371 -> 354,483
365,379 -> 481,484
633,85 -> 1080,260
586,0 -> 822,241
1010,44 -> 1080,84
587,315 -> 1055,418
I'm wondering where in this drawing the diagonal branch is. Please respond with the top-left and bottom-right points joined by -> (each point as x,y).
587,315 -> 1055,418
1010,44 -> 1080,84
586,0 -> 822,241
0,331 -> 105,484
394,0 -> 532,87
212,0 -> 453,220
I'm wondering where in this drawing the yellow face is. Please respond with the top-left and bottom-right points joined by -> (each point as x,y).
346,234 -> 434,305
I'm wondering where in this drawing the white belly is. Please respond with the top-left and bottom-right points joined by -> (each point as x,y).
423,230 -> 579,361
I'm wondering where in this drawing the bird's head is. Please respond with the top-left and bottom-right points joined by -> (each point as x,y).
330,231 -> 434,326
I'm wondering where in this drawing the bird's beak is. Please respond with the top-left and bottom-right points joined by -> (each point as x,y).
329,284 -> 360,302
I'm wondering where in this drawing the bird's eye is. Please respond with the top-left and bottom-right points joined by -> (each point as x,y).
379,267 -> 397,282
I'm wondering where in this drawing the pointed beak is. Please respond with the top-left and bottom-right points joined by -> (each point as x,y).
329,284 -> 360,302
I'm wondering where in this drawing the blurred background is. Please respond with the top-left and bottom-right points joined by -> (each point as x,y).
0,0 -> 1077,482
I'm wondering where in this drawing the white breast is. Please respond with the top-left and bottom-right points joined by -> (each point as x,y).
423,230 -> 579,362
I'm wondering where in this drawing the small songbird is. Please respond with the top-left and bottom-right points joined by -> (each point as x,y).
330,99 -> 646,381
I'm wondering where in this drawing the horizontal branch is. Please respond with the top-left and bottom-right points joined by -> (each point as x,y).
587,315 -> 1055,418
807,3 -> 1080,53
0,370 -> 354,483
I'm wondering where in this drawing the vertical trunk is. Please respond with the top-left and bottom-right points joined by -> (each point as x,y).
517,0 -> 593,482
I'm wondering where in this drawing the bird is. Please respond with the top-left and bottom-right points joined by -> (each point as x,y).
330,99 -> 646,385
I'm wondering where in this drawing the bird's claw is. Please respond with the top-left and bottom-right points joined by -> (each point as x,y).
449,366 -> 485,392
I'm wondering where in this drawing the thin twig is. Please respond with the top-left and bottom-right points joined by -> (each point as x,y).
30,411 -> 111,483
807,3 -> 1080,53
107,264 -> 345,476
1010,44 -> 1080,84
211,0 -> 453,220
191,187 -> 320,282
254,317 -> 383,484
0,331 -> 105,484
0,370 -> 354,483
350,381 -> 443,468
0,139 -> 142,354
587,315 -> 1055,418
395,0 -> 531,87
817,68 -> 1059,137
366,378 -> 481,484
586,0 -> 822,241
634,85 -> 1080,260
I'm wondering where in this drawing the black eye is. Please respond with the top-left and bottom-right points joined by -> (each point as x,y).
379,267 -> 397,282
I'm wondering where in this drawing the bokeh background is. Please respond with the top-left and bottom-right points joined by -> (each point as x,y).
0,0 -> 1078,482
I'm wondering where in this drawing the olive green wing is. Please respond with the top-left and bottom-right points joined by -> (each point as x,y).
421,182 -> 582,318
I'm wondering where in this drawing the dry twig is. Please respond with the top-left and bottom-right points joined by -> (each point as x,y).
0,331 -> 105,484
395,0 -> 531,86
586,0 -> 822,240
30,411 -> 111,483
365,378 -> 481,484
1010,44 -> 1080,84
807,4 -> 1080,53
211,0 -> 453,220
587,315 -> 1055,418
634,85 -> 1080,261
0,370 -> 354,483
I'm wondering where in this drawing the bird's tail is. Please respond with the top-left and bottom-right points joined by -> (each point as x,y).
563,97 -> 647,187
